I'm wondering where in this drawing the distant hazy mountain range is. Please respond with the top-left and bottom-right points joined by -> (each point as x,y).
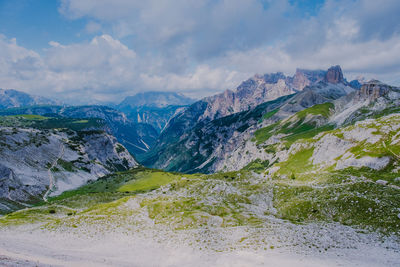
0,89 -> 59,109
0,90 -> 195,157
117,91 -> 195,132
118,91 -> 194,108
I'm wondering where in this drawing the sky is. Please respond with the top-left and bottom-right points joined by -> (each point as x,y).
0,0 -> 400,104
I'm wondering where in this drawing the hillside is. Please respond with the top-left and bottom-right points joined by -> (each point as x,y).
1,160 -> 399,265
0,115 -> 137,214
0,105 -> 158,156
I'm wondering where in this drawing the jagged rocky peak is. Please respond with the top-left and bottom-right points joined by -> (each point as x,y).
324,65 -> 344,84
292,68 -> 326,90
253,72 -> 287,84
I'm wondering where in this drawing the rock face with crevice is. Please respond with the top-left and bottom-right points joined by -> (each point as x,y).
291,68 -> 326,90
356,80 -> 391,100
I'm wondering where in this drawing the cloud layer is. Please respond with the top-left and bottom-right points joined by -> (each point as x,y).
1,0 -> 400,103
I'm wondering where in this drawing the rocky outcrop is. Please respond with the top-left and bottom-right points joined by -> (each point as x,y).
330,80 -> 400,125
291,69 -> 326,91
356,80 -> 391,101
324,65 -> 344,84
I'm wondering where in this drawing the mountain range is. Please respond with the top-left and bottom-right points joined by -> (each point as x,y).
0,89 -> 59,109
117,91 -> 195,132
140,65 -> 367,172
1,65 -> 400,264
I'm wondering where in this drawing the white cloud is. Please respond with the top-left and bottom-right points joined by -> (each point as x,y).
140,65 -> 246,98
59,0 -> 293,58
2,0 -> 400,104
0,34 -> 139,103
0,34 -> 247,103
85,21 -> 102,34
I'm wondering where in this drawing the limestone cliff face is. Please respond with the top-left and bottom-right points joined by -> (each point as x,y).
324,65 -> 344,84
172,66 -> 345,125
0,127 -> 137,213
356,80 -> 391,100
291,69 -> 326,91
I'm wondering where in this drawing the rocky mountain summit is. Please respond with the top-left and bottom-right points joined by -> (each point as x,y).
324,65 -> 344,84
198,65 -> 350,122
356,80 -> 393,100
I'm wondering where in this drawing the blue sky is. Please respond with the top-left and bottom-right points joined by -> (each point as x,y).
0,0 -> 86,51
0,0 -> 399,104
0,0 -> 325,51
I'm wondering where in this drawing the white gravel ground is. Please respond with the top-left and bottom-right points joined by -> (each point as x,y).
0,224 -> 399,267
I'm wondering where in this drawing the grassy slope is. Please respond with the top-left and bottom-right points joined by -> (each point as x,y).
119,171 -> 182,192
267,113 -> 400,233
1,163 -> 399,235
254,103 -> 334,145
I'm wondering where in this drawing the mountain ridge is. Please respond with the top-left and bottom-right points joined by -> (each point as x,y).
142,65 -> 358,171
0,89 -> 59,109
